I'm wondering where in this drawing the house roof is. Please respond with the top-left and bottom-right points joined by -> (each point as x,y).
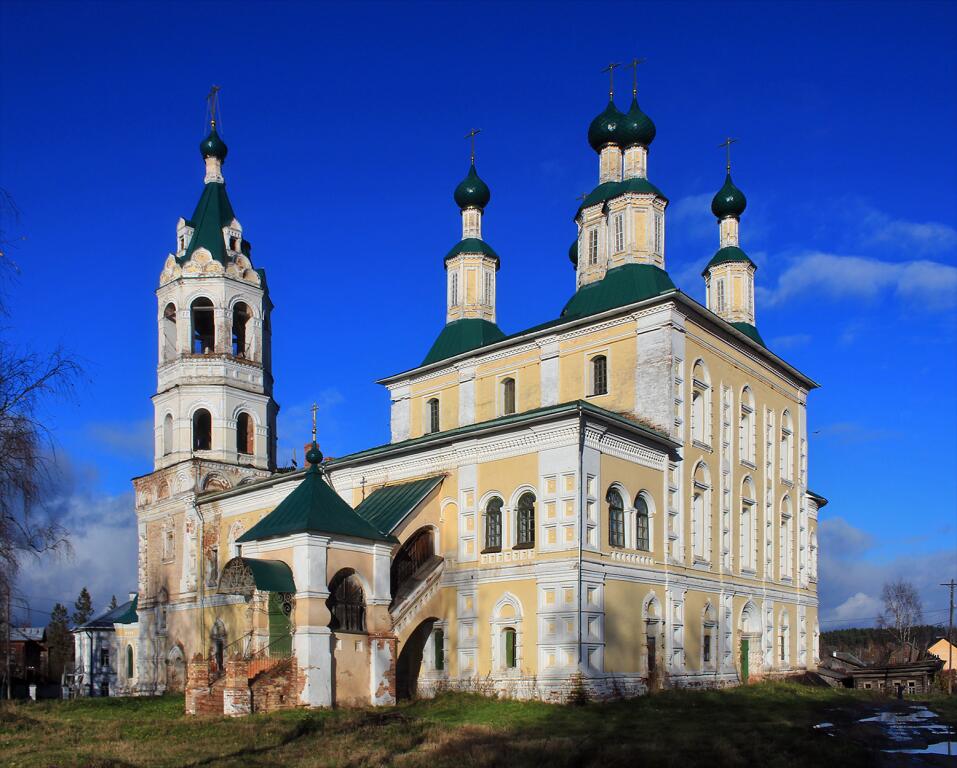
219,556 -> 296,594
11,627 -> 45,643
237,457 -> 395,544
179,181 -> 236,265
75,596 -> 138,631
354,475 -> 444,534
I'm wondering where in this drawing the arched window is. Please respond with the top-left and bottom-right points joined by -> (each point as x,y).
163,413 -> 173,456
236,412 -> 253,455
192,409 -> 212,451
126,645 -> 133,679
692,463 -> 711,561
702,603 -> 717,669
231,302 -> 251,358
503,627 -> 517,668
740,478 -> 756,571
162,303 -> 177,362
190,298 -> 215,354
739,387 -> 755,463
779,610 -> 791,666
390,528 -> 435,597
327,570 -> 366,633
780,410 -> 794,481
590,355 -> 608,396
502,378 -> 516,416
606,487 -> 625,548
780,496 -> 793,578
484,497 -> 503,552
636,495 -> 650,551
809,530 -> 818,581
691,360 -> 711,445
515,492 -> 535,549
427,398 -> 440,434
433,627 -> 445,670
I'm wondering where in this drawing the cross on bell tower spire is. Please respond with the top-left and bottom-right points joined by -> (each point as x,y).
719,136 -> 738,173
626,57 -> 646,97
465,128 -> 481,166
206,85 -> 221,129
601,62 -> 621,100
311,402 -> 318,442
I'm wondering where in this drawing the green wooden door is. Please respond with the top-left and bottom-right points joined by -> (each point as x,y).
740,638 -> 750,682
268,592 -> 292,656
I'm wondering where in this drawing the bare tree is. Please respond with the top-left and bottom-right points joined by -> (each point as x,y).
878,579 -> 924,661
0,189 -> 79,600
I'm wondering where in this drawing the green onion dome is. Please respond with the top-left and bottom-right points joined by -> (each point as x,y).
587,100 -> 627,152
711,173 -> 747,219
453,164 -> 491,210
199,127 -> 228,161
569,238 -> 578,268
620,96 -> 656,147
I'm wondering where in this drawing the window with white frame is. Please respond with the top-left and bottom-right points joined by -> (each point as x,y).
780,496 -> 793,578
716,279 -> 726,314
691,360 -> 711,445
779,611 -> 790,666
636,494 -> 651,551
484,496 -> 503,552
607,487 -> 625,548
515,492 -> 535,548
162,522 -> 175,561
427,398 -> 440,434
501,377 -> 516,416
692,462 -> 710,561
780,410 -> 794,481
588,228 -> 599,265
739,387 -> 756,464
484,272 -> 493,305
702,602 -> 717,668
450,273 -> 459,306
740,478 -> 756,572
590,355 -> 608,396
809,530 -> 818,580
654,212 -> 663,254
614,213 -> 624,253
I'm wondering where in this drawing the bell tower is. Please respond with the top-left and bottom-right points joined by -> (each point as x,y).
152,104 -> 278,476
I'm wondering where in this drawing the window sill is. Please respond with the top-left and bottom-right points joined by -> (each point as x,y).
740,459 -> 757,471
740,567 -> 757,577
691,440 -> 713,453
512,542 -> 535,551
780,478 -> 794,488
481,546 -> 502,555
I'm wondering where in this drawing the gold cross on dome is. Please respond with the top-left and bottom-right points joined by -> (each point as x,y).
206,85 -> 221,128
719,136 -> 738,172
465,128 -> 481,164
311,402 -> 318,442
601,62 -> 622,99
626,57 -> 647,96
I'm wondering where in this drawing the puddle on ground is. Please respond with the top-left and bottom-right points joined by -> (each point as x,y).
813,722 -> 834,729
884,740 -> 957,756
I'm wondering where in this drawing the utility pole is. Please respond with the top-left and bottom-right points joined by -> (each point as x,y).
5,585 -> 11,700
943,579 -> 955,695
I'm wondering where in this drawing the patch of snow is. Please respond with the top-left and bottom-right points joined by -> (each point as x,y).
884,740 -> 957,756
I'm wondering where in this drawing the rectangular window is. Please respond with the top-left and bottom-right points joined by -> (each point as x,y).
434,628 -> 444,671
428,398 -> 440,434
485,504 -> 502,550
703,635 -> 711,663
502,378 -> 516,416
588,228 -> 599,265
779,636 -> 786,662
451,273 -> 459,306
609,509 -> 624,547
505,628 -> 516,668
591,355 -> 608,396
484,272 -> 493,305
99,648 -> 109,668
717,279 -> 726,313
614,213 -> 624,252
654,213 -> 663,254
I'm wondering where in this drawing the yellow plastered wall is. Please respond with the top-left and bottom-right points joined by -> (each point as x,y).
604,581 -> 659,672
558,324 -> 637,414
473,347 -> 541,422
597,453 -> 665,557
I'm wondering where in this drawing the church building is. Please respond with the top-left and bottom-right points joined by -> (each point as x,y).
128,78 -> 825,711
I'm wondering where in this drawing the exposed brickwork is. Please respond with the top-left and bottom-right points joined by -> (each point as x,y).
250,658 -> 303,713
370,633 -> 397,703
223,658 -> 251,716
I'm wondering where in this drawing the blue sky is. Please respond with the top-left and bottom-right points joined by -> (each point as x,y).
1,0 -> 955,629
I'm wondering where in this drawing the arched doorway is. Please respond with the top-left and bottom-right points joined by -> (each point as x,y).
166,645 -> 186,692
210,619 -> 227,673
738,600 -> 762,682
396,617 -> 438,700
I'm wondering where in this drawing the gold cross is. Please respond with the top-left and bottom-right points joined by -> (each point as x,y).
601,62 -> 622,99
207,85 -> 221,128
464,128 -> 481,164
718,137 -> 738,172
311,402 -> 318,442
626,57 -> 647,97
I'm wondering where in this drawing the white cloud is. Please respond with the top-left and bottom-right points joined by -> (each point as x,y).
87,418 -> 153,460
819,516 -> 874,556
764,251 -> 957,311
857,205 -> 957,254
830,592 -> 882,624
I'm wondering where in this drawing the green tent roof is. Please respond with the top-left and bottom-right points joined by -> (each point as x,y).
354,476 -> 444,534
702,245 -> 755,275
730,321 -> 766,347
561,264 -> 676,320
422,318 -> 506,366
444,237 -> 499,266
179,181 -> 235,265
221,557 -> 296,593
237,462 -> 394,544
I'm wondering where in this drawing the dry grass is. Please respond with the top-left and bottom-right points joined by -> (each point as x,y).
0,681 -> 937,767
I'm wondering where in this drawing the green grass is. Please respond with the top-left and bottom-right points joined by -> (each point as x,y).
0,682 -> 945,767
